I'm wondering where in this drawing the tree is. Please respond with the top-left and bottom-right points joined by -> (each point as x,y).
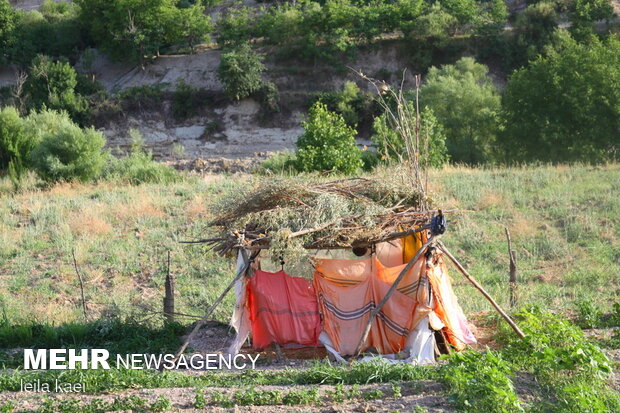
421,57 -> 501,164
296,102 -> 362,174
569,0 -> 614,40
218,43 -> 265,100
0,0 -> 18,63
501,35 -> 620,163
25,55 -> 87,122
75,0 -> 211,64
0,107 -> 31,184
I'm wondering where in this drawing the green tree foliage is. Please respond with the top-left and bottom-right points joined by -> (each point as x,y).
316,81 -> 374,127
421,57 -> 501,164
372,106 -> 449,167
569,0 -> 614,40
0,0 -> 18,63
25,55 -> 87,122
217,6 -> 254,46
501,35 -> 620,163
404,3 -> 457,69
4,1 -> 84,66
0,107 -> 32,184
30,114 -> 107,182
75,0 -> 211,64
218,43 -> 266,101
509,2 -> 559,67
296,102 -> 362,174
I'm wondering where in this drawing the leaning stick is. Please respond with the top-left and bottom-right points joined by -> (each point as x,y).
436,241 -> 525,339
168,249 -> 252,366
353,236 -> 436,357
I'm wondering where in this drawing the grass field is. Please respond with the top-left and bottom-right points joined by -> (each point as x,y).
0,164 -> 619,412
0,164 -> 618,325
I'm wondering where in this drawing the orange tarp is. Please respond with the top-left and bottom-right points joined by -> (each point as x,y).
247,270 -> 321,350
313,257 -> 416,355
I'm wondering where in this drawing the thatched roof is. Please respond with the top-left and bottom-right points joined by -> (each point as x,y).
192,169 -> 450,261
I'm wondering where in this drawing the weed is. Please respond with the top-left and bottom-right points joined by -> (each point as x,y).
362,388 -> 384,400
194,388 -> 206,409
282,388 -> 320,405
149,395 -> 173,412
390,383 -> 402,398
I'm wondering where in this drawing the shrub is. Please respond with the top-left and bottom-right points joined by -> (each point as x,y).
25,55 -> 88,122
173,78 -> 199,121
295,102 -> 362,174
30,119 -> 107,182
0,106 -> 32,185
316,81 -> 373,127
103,129 -> 180,184
218,43 -> 266,100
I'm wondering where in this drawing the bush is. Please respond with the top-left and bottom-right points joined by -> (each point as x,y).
25,55 -> 88,122
172,78 -> 199,121
0,106 -> 32,185
218,43 -> 266,101
103,129 -> 180,184
295,102 -> 362,174
316,81 -> 374,127
30,117 -> 107,182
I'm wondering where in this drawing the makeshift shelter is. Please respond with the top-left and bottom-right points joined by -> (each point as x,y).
174,173 -> 525,364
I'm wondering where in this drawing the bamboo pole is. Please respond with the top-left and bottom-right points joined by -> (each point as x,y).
436,241 -> 525,339
353,236 -> 436,357
168,249 -> 252,367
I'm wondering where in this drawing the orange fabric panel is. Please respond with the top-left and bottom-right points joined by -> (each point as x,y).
376,241 -> 404,267
247,270 -> 321,350
426,257 -> 467,351
313,257 -> 373,286
313,261 -> 416,355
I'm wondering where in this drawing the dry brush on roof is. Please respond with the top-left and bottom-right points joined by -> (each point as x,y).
200,168 -> 442,261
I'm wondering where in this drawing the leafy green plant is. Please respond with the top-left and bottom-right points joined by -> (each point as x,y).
362,388 -> 384,400
575,299 -> 602,328
440,350 -> 523,412
295,102 -> 362,174
194,388 -> 207,409
29,117 -> 107,182
0,106 -> 32,185
421,57 -> 500,164
103,130 -> 180,185
25,55 -> 88,123
372,106 -> 448,167
218,43 -> 266,101
282,388 -> 320,405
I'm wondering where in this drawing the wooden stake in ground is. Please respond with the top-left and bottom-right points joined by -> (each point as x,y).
436,241 -> 526,339
163,250 -> 175,322
353,236 -> 436,357
71,248 -> 88,321
504,228 -> 518,308
169,249 -> 253,367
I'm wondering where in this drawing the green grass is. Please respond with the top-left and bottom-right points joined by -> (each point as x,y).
0,164 -> 617,327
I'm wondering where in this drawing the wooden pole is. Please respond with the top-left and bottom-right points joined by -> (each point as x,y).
353,236 -> 435,357
168,249 -> 252,366
504,228 -> 518,308
163,250 -> 175,322
71,248 -> 88,321
436,241 -> 526,339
